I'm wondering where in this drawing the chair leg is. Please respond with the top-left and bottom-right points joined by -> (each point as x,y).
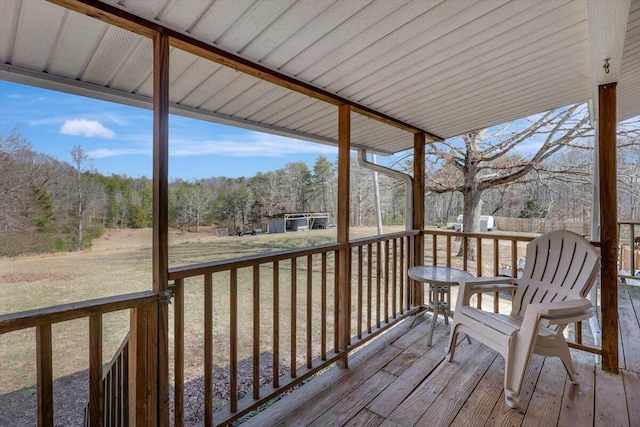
555,339 -> 579,383
504,343 -> 536,409
446,324 -> 458,361
504,388 -> 520,409
503,358 -> 522,409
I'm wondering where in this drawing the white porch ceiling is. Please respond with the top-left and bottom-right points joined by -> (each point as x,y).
1,0 -> 638,154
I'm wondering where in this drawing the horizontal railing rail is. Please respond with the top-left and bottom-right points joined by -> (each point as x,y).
168,242 -> 345,280
349,229 -> 421,246
618,220 -> 639,280
422,228 -> 602,355
168,231 -> 419,426
0,291 -> 158,334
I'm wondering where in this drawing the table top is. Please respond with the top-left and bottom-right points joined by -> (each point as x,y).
408,265 -> 474,286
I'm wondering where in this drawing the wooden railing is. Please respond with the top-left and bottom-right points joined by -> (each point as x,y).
0,291 -> 158,427
348,231 -> 419,346
167,230 -> 420,426
618,220 -> 639,279
422,228 -> 602,354
2,228 -> 607,426
83,334 -> 130,427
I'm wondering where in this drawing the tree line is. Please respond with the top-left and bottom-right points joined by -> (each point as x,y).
2,110 -> 638,257
0,129 -> 403,256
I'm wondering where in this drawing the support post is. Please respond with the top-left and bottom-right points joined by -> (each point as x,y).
598,83 -> 618,373
36,324 -> 53,427
412,133 -> 426,305
337,104 -> 351,367
89,315 -> 104,427
152,32 -> 170,424
129,304 -> 148,426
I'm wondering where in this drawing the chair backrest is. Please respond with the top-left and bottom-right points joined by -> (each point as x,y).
511,230 -> 601,317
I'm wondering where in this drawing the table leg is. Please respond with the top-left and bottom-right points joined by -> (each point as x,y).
442,286 -> 450,325
427,290 -> 439,346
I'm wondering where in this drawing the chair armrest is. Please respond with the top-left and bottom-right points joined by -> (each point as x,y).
530,298 -> 593,325
456,277 -> 518,307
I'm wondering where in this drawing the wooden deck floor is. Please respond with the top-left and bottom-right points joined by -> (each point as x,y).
241,285 -> 640,427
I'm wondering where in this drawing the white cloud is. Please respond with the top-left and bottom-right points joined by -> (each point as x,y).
170,132 -> 338,157
87,148 -> 150,158
85,131 -> 338,159
60,119 -> 115,138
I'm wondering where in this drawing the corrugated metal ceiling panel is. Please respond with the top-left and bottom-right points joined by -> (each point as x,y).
619,0 -> 640,123
1,0 -> 638,155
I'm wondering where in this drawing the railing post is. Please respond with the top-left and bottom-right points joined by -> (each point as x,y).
175,279 -> 185,427
412,133 -> 425,306
152,31 -> 170,424
89,315 -> 104,427
129,303 -> 148,426
36,324 -> 53,427
337,104 -> 351,367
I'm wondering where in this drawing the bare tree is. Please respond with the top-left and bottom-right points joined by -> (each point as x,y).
408,104 -> 638,259
176,184 -> 211,232
70,145 -> 89,250
433,105 -> 593,239
619,143 -> 640,220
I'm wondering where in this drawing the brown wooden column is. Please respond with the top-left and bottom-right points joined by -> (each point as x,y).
412,133 -> 426,305
598,83 -> 618,373
337,105 -> 351,368
152,32 -> 170,425
36,325 -> 53,427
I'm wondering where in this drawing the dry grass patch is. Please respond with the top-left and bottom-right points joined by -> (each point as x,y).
0,227 -> 396,391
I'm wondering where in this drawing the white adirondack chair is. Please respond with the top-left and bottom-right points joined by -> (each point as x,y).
446,230 -> 600,408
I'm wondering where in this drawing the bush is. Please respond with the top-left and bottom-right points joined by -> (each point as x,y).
383,215 -> 404,226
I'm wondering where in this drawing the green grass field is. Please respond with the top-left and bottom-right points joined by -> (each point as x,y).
0,226 -> 401,394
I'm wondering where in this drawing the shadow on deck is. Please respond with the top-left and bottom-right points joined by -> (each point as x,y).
240,285 -> 640,427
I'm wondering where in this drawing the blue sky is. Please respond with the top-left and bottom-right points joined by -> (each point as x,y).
4,80 -> 624,180
0,80 -> 340,180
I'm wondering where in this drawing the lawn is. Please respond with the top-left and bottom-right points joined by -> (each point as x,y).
0,226 -> 404,425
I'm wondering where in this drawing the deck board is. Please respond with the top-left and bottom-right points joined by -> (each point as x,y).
622,369 -> 640,424
414,350 -> 497,426
449,356 -> 504,427
521,357 -> 566,427
239,285 -> 640,427
482,354 -> 545,427
344,409 -> 385,427
594,365 -> 629,427
366,324 -> 451,417
557,349 -> 596,426
381,340 -> 492,426
619,285 -> 640,372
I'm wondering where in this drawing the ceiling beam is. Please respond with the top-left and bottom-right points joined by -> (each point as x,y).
47,0 -> 443,141
2,63 -> 397,152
